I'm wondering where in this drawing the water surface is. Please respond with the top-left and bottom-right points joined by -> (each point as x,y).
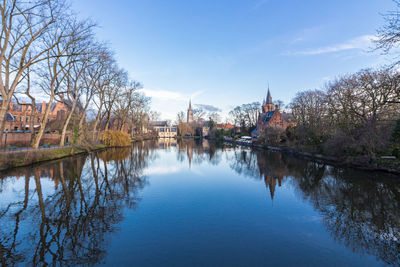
0,140 -> 399,266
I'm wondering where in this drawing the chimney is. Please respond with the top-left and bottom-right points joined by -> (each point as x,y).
22,101 -> 26,112
9,102 -> 13,110
41,101 -> 46,114
275,104 -> 279,111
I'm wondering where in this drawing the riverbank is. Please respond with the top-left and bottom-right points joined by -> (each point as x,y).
0,144 -> 108,172
224,138 -> 400,175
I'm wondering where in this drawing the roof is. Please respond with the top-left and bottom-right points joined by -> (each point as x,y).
151,121 -> 168,127
260,111 -> 275,123
216,123 -> 235,129
281,112 -> 294,122
6,113 -> 14,122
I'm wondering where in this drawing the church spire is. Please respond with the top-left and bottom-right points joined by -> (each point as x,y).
266,87 -> 272,104
187,99 -> 194,123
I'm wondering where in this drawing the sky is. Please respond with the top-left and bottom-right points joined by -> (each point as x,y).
72,0 -> 396,121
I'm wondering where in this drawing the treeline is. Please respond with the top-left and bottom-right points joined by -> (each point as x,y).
286,67 -> 400,162
0,0 -> 154,149
282,1 -> 400,163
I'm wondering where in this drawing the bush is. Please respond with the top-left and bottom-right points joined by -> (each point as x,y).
261,126 -> 286,146
101,130 -> 131,147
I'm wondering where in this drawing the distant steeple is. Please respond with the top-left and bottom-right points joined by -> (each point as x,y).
187,99 -> 194,123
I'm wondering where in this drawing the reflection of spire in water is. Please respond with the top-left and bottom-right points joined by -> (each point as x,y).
264,174 -> 276,201
187,143 -> 193,169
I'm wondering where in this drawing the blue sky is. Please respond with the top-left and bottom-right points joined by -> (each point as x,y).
72,0 -> 395,121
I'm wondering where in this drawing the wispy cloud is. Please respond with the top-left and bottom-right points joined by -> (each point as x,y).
252,0 -> 270,9
289,26 -> 324,45
286,35 -> 378,56
195,104 -> 221,112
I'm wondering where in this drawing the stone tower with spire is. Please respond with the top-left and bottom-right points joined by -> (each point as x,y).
262,87 -> 274,113
255,86 -> 289,137
187,99 -> 194,124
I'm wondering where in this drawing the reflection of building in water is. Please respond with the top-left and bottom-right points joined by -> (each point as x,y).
263,171 -> 284,200
157,138 -> 177,149
187,142 -> 193,168
177,139 -> 213,169
256,152 -> 287,200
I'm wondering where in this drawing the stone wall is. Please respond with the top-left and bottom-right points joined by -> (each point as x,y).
1,132 -> 72,147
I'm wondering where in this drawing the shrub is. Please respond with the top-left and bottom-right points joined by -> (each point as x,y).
101,130 -> 131,147
261,126 -> 286,146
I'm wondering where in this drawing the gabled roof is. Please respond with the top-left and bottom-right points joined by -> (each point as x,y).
6,113 -> 14,122
260,111 -> 275,123
151,121 -> 168,127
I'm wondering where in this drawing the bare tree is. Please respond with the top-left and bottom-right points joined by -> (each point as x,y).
103,68 -> 127,131
0,0 -> 69,146
176,111 -> 185,125
229,102 -> 260,130
79,44 -> 111,139
32,19 -> 94,149
91,54 -> 117,141
376,0 -> 400,54
193,108 -> 205,122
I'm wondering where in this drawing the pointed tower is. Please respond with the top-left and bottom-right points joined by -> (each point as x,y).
266,87 -> 274,112
262,86 -> 274,113
187,99 -> 194,124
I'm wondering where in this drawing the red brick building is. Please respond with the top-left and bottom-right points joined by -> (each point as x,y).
255,89 -> 288,136
4,101 -> 68,132
216,123 -> 235,130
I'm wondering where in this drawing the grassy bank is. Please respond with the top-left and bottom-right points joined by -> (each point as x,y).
0,144 -> 107,172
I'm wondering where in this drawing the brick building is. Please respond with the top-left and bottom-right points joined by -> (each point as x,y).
4,101 -> 68,132
254,89 -> 288,136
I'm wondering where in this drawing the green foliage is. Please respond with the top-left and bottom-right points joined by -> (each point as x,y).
101,130 -> 131,147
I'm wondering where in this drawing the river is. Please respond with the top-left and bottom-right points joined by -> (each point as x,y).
0,139 -> 399,266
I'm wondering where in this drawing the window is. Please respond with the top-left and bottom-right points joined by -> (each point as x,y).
25,117 -> 29,123
37,118 -> 40,123
20,116 -> 22,122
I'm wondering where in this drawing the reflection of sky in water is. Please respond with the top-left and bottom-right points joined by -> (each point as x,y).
0,141 -> 398,266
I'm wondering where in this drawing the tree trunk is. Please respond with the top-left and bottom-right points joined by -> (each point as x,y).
60,99 -> 77,146
104,111 -> 111,131
28,100 -> 37,147
32,95 -> 55,149
92,102 -> 103,142
77,101 -> 90,144
0,97 -> 10,148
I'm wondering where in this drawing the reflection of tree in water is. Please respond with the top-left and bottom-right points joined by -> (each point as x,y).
0,143 -> 153,266
292,167 -> 400,266
229,148 -> 400,266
